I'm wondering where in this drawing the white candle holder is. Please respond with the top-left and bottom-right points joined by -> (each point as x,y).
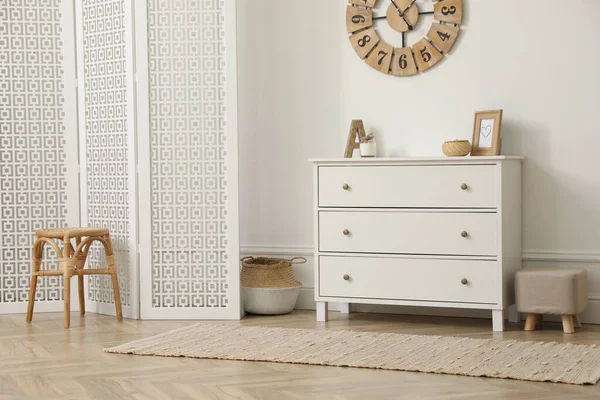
360,134 -> 376,157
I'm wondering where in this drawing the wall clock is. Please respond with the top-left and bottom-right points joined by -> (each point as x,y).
346,0 -> 463,76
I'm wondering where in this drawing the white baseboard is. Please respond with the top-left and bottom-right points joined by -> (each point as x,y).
523,251 -> 600,263
0,301 -> 66,314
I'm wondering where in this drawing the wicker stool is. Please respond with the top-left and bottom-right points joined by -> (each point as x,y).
26,227 -> 123,328
515,268 -> 588,334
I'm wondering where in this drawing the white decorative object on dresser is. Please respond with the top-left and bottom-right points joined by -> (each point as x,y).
311,157 -> 523,331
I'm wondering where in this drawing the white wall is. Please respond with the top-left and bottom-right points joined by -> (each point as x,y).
237,0 -> 600,320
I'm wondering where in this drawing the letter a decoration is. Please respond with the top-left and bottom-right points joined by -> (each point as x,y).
344,120 -> 368,158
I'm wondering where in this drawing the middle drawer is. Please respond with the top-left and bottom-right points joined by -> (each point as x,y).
319,211 -> 497,256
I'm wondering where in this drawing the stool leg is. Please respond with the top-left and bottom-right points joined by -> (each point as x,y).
111,273 -> 123,321
63,234 -> 72,328
574,314 -> 582,328
104,234 -> 123,321
78,273 -> 85,316
26,240 -> 43,323
524,313 -> 539,331
26,275 -> 38,323
63,272 -> 71,328
562,315 -> 575,334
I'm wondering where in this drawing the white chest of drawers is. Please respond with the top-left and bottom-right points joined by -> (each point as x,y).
311,157 -> 523,331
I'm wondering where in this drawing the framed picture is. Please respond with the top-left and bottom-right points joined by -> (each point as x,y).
471,110 -> 503,156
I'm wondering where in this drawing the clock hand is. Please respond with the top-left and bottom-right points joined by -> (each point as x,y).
401,0 -> 417,15
399,0 -> 417,30
400,14 -> 414,30
390,0 -> 402,13
386,0 -> 415,30
390,0 -> 414,30
374,14 -> 413,30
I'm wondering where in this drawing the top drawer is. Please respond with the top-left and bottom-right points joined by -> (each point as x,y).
318,165 -> 496,208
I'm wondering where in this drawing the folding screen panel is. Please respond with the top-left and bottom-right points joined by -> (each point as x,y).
0,0 -> 78,313
136,0 -> 240,319
75,0 -> 138,319
1,0 -> 238,319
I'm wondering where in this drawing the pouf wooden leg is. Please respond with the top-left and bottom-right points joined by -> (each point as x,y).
524,313 -> 540,331
562,315 -> 575,334
574,314 -> 582,328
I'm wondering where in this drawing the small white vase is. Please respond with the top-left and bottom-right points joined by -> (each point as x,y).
360,141 -> 376,157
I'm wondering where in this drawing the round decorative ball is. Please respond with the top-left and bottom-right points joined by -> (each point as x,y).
442,140 -> 472,157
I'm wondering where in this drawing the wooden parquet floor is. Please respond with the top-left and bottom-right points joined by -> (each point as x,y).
1,310 -> 600,399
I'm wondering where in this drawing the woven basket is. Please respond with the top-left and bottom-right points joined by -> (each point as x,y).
442,140 -> 472,157
240,257 -> 306,288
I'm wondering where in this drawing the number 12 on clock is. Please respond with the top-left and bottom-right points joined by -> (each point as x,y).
348,0 -> 377,8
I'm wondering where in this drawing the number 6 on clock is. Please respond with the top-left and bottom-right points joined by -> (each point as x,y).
390,47 -> 417,77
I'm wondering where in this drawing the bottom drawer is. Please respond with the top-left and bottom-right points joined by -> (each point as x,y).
319,256 -> 498,304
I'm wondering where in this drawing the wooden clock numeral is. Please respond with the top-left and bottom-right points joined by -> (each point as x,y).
390,47 -> 417,77
349,27 -> 379,59
413,38 -> 443,72
366,42 -> 393,74
426,23 -> 459,54
434,0 -> 463,25
346,6 -> 373,33
348,0 -> 377,8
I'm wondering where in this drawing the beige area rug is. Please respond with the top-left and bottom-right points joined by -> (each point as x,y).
105,324 -> 600,385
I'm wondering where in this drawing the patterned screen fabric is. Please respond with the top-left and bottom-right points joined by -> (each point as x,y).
81,0 -> 131,306
147,0 -> 229,308
0,0 -> 232,314
0,1 -> 67,304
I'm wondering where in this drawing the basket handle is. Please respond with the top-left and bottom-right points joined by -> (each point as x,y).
240,256 -> 254,262
290,257 -> 307,265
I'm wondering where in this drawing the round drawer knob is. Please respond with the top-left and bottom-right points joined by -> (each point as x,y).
343,274 -> 350,281
461,231 -> 468,238
343,229 -> 350,236
461,183 -> 468,190
342,183 -> 350,190
461,278 -> 468,285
